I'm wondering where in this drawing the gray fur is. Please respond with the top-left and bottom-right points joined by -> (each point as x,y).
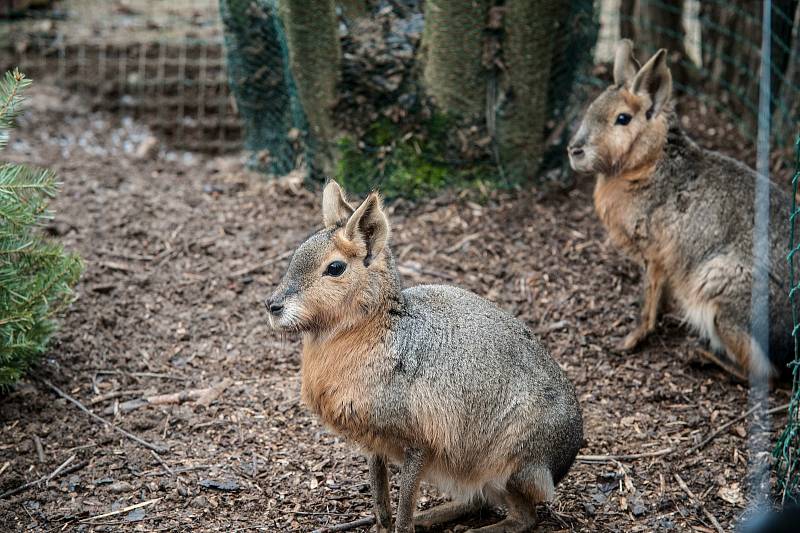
628,116 -> 792,369
268,189 -> 583,531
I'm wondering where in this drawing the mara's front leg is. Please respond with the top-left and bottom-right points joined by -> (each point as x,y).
369,455 -> 392,532
618,261 -> 666,351
394,448 -> 427,533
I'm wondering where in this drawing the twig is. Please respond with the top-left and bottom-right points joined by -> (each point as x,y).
150,450 -> 174,477
46,454 -> 75,482
0,461 -> 9,477
40,379 -> 168,454
87,389 -> 147,406
78,498 -> 160,523
674,473 -> 724,533
685,402 -> 789,456
577,448 -> 674,463
94,370 -> 188,381
0,457 -> 88,499
310,516 -> 375,533
32,435 -> 45,463
116,379 -> 232,413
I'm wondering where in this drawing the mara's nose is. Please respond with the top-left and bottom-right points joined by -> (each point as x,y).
569,145 -> 585,158
265,297 -> 284,316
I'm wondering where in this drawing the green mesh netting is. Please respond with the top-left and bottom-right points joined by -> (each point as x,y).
776,136 -> 800,505
219,0 -> 312,176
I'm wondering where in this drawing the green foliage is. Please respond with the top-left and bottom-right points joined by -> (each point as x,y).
335,115 -> 493,200
0,69 -> 83,388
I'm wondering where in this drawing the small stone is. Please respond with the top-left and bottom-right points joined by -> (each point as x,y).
191,495 -> 209,508
126,508 -> 146,522
107,481 -> 135,494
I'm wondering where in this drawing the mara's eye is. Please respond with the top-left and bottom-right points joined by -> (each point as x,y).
615,113 -> 632,126
323,260 -> 346,277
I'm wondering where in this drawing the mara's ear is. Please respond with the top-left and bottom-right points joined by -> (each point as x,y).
322,180 -> 354,227
631,48 -> 672,118
613,39 -> 640,86
344,192 -> 390,266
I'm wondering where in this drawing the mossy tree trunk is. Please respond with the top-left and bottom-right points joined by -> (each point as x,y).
220,0 -> 300,175
421,0 -> 491,117
495,0 -> 563,181
281,0 -> 341,175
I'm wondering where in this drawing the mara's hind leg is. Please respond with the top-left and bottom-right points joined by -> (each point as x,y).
716,323 -> 773,379
466,466 -> 552,533
413,500 -> 484,531
618,261 -> 666,352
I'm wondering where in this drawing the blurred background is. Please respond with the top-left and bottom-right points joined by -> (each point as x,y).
2,0 -> 797,194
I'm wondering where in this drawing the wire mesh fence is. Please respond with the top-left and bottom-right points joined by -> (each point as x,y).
0,0 -> 240,152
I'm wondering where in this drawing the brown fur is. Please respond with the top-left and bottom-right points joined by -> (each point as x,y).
569,41 -> 791,378
267,181 -> 583,531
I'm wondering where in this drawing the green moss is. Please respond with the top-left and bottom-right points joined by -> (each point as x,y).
335,115 -> 494,200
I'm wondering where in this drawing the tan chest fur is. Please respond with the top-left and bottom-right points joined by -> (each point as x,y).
594,174 -> 646,261
300,325 -> 385,444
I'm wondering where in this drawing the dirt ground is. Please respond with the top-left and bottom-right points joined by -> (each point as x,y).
0,85 -> 795,533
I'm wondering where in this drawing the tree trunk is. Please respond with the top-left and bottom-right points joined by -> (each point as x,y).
636,0 -> 689,89
219,0 -> 300,175
495,0 -> 562,181
281,0 -> 341,174
421,0 -> 491,116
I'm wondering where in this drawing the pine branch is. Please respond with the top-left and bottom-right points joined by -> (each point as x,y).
0,69 -> 83,388
0,69 -> 32,151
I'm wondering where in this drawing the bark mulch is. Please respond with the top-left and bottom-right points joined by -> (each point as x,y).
0,85 -> 791,532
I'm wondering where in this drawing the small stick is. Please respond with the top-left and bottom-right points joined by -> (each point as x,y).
674,473 -> 724,533
0,457 -> 88,499
88,389 -> 147,406
0,461 -> 9,477
41,379 -> 168,454
78,498 -> 160,523
45,455 -> 75,482
577,447 -> 674,463
310,516 -> 375,533
150,450 -> 174,477
32,435 -> 45,463
685,402 -> 789,457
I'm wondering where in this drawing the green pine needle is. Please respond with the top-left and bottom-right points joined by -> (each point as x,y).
0,69 -> 83,389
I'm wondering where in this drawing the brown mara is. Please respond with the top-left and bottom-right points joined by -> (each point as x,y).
264,181 -> 583,532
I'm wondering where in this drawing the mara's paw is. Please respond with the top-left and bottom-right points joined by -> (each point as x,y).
616,327 -> 650,352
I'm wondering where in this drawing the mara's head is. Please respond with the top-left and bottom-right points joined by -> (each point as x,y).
568,40 -> 673,176
265,181 -> 394,333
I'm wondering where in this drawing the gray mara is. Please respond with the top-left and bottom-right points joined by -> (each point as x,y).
568,39 -> 792,379
265,181 -> 583,532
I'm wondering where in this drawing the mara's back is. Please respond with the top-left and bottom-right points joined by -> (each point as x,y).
386,284 -> 582,483
653,132 -> 793,363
